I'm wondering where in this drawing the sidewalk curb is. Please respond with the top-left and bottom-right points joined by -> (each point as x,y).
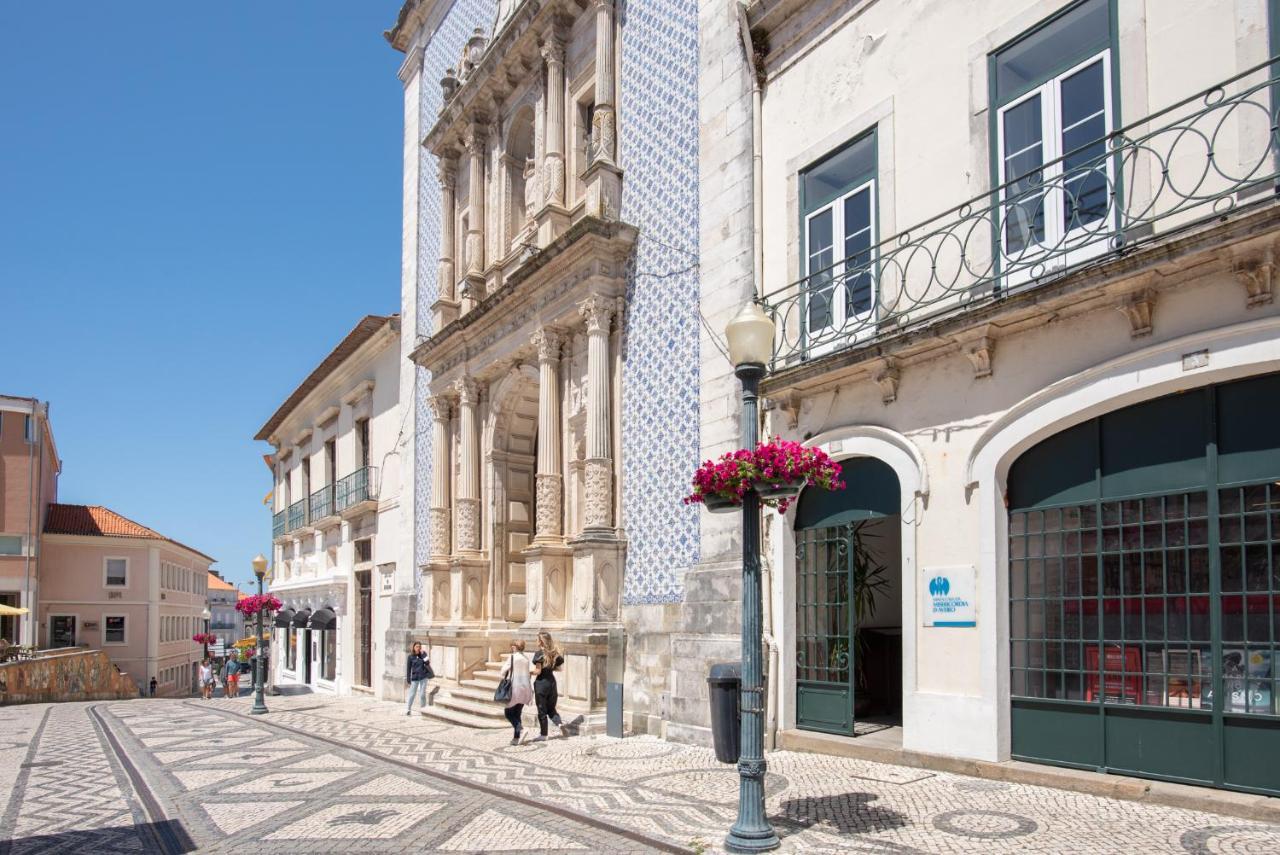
777,729 -> 1280,824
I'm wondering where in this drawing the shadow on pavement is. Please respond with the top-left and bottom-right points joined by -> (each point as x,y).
2,819 -> 196,855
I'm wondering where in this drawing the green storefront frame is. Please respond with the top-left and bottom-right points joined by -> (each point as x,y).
1007,374 -> 1280,796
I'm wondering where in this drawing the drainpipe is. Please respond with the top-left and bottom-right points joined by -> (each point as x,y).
22,400 -> 39,648
735,1 -> 779,749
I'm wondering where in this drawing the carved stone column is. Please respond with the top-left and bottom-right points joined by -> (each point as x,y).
427,395 -> 453,561
541,34 -> 566,207
464,123 -> 487,287
454,377 -> 481,555
532,328 -> 564,541
578,295 -> 615,533
434,155 -> 460,328
591,0 -> 616,166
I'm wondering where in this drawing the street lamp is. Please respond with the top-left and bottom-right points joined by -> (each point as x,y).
201,607 -> 213,695
249,554 -> 270,715
723,300 -> 781,853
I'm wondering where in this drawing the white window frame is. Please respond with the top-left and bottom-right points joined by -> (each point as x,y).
0,534 -> 25,556
997,48 -> 1114,285
103,614 -> 127,645
803,178 -> 878,357
103,556 -> 129,588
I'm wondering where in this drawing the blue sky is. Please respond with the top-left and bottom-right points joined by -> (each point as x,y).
1,3 -> 405,588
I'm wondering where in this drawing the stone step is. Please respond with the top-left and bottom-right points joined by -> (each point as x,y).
452,683 -> 502,703
417,704 -> 508,729
434,692 -> 510,720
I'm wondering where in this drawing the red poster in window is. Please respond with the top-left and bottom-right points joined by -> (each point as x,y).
1085,644 -> 1142,704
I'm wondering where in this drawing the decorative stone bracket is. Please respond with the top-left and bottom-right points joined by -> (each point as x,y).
1120,288 -> 1155,338
869,357 -> 900,404
1234,249 -> 1275,308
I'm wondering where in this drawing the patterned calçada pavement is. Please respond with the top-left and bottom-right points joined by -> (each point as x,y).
1,694 -> 1279,854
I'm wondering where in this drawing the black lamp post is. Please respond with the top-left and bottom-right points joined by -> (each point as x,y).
723,301 -> 781,853
249,554 -> 270,715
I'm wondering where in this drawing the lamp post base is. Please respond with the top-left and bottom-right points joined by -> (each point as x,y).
724,830 -> 782,853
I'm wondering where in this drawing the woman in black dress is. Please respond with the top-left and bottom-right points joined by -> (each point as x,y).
531,630 -> 565,740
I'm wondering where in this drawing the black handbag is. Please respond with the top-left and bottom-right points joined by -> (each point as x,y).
493,654 -> 513,703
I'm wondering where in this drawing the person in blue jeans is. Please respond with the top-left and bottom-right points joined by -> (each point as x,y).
405,641 -> 434,715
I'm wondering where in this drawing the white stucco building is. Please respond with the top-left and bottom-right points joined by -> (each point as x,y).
258,315 -> 403,699
697,0 -> 1280,797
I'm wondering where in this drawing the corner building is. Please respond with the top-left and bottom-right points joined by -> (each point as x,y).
710,0 -> 1280,796
385,0 -> 702,727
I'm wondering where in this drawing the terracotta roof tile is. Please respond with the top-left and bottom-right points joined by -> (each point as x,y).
208,572 -> 236,591
43,504 -> 216,563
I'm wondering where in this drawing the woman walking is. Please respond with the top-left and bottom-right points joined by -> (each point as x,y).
531,630 -> 565,741
405,641 -> 434,715
498,640 -> 533,745
198,659 -> 214,700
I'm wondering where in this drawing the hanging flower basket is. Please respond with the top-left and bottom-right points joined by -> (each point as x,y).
683,438 -> 845,515
192,632 -> 218,646
236,594 -> 282,618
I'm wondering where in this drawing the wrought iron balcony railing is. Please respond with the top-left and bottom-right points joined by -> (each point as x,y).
309,485 -> 335,522
272,510 -> 286,539
335,466 -> 378,513
286,499 -> 307,533
763,57 -> 1280,370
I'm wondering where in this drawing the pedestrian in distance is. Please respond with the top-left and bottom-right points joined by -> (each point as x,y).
531,630 -> 565,741
223,657 -> 239,698
149,677 -> 157,697
199,659 -> 214,700
405,641 -> 434,715
498,639 -> 534,745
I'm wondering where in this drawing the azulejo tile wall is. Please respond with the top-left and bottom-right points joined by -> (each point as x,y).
409,0 -> 701,605
413,0 -> 496,583
617,0 -> 701,604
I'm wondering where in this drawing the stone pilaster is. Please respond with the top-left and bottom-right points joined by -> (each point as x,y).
591,0 -> 616,166
578,295 -> 614,533
532,327 -> 564,541
427,395 -> 453,561
433,155 -> 460,329
541,32 -> 566,207
454,377 -> 481,555
464,123 -> 487,289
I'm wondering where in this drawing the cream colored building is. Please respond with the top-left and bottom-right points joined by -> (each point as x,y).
258,314 -> 403,699
688,0 -> 1280,796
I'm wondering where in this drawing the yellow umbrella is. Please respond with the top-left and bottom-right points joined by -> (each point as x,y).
0,604 -> 29,617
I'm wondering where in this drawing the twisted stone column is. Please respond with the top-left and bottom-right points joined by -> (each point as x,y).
531,328 -> 563,541
427,395 -> 453,561
578,295 -> 614,533
454,377 -> 481,555
541,33 -> 566,207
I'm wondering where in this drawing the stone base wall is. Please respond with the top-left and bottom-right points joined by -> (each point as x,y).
0,649 -> 139,705
381,592 -> 417,702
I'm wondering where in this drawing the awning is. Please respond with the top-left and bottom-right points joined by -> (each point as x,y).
273,608 -> 295,628
290,609 -> 311,628
309,608 -> 336,631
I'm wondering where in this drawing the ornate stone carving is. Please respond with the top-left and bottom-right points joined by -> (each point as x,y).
591,107 -> 616,165
456,497 -> 480,552
426,395 -> 453,424
964,335 -> 995,379
577,294 -> 615,334
543,155 -> 565,206
531,327 -> 563,363
454,376 -> 479,406
583,458 -> 612,530
428,507 -> 451,558
440,68 -> 460,105
437,160 -> 457,191
1234,249 -> 1275,307
535,473 -> 563,538
540,34 -> 565,66
596,562 -> 617,620
1121,289 -> 1155,338
872,358 -> 900,404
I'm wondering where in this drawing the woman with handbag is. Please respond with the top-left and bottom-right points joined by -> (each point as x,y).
531,631 -> 565,741
496,639 -> 533,745
405,641 -> 434,715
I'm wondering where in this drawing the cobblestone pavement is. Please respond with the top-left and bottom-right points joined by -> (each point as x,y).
2,695 -> 1279,854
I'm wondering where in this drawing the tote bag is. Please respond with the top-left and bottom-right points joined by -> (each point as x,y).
493,654 -> 513,703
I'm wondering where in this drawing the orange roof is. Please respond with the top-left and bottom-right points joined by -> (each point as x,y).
43,503 -> 216,563
237,591 -> 249,601
208,572 -> 235,591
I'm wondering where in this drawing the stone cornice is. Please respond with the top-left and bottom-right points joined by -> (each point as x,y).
410,216 -> 636,375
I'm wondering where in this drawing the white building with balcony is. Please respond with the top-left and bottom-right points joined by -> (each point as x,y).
257,314 -> 402,699
690,0 -> 1280,797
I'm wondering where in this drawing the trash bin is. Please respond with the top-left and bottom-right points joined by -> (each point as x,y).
707,662 -> 742,764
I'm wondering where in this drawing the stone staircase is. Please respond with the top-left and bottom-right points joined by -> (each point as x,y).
418,659 -> 512,729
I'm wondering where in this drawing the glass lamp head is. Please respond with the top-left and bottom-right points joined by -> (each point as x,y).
725,301 -> 776,367
252,554 -> 268,579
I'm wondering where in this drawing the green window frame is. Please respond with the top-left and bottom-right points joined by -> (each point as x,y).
988,0 -> 1121,283
798,129 -> 878,357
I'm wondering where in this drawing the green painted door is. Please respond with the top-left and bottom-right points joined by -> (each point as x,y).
1008,374 -> 1280,795
795,457 -> 900,735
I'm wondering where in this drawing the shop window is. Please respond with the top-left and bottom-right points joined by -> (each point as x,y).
323,631 -> 336,682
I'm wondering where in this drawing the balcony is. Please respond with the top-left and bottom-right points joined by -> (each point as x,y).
272,510 -> 286,540
335,466 -> 378,518
308,485 -> 339,530
762,58 -> 1280,377
285,499 -> 307,534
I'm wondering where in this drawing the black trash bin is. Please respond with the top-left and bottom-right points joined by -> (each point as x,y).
707,662 -> 742,764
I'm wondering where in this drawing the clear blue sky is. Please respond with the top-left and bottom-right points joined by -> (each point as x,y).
1,3 -> 405,589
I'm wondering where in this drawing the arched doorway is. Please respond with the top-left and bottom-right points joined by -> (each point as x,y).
1007,372 -> 1280,795
794,457 -> 902,736
489,365 -> 540,623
